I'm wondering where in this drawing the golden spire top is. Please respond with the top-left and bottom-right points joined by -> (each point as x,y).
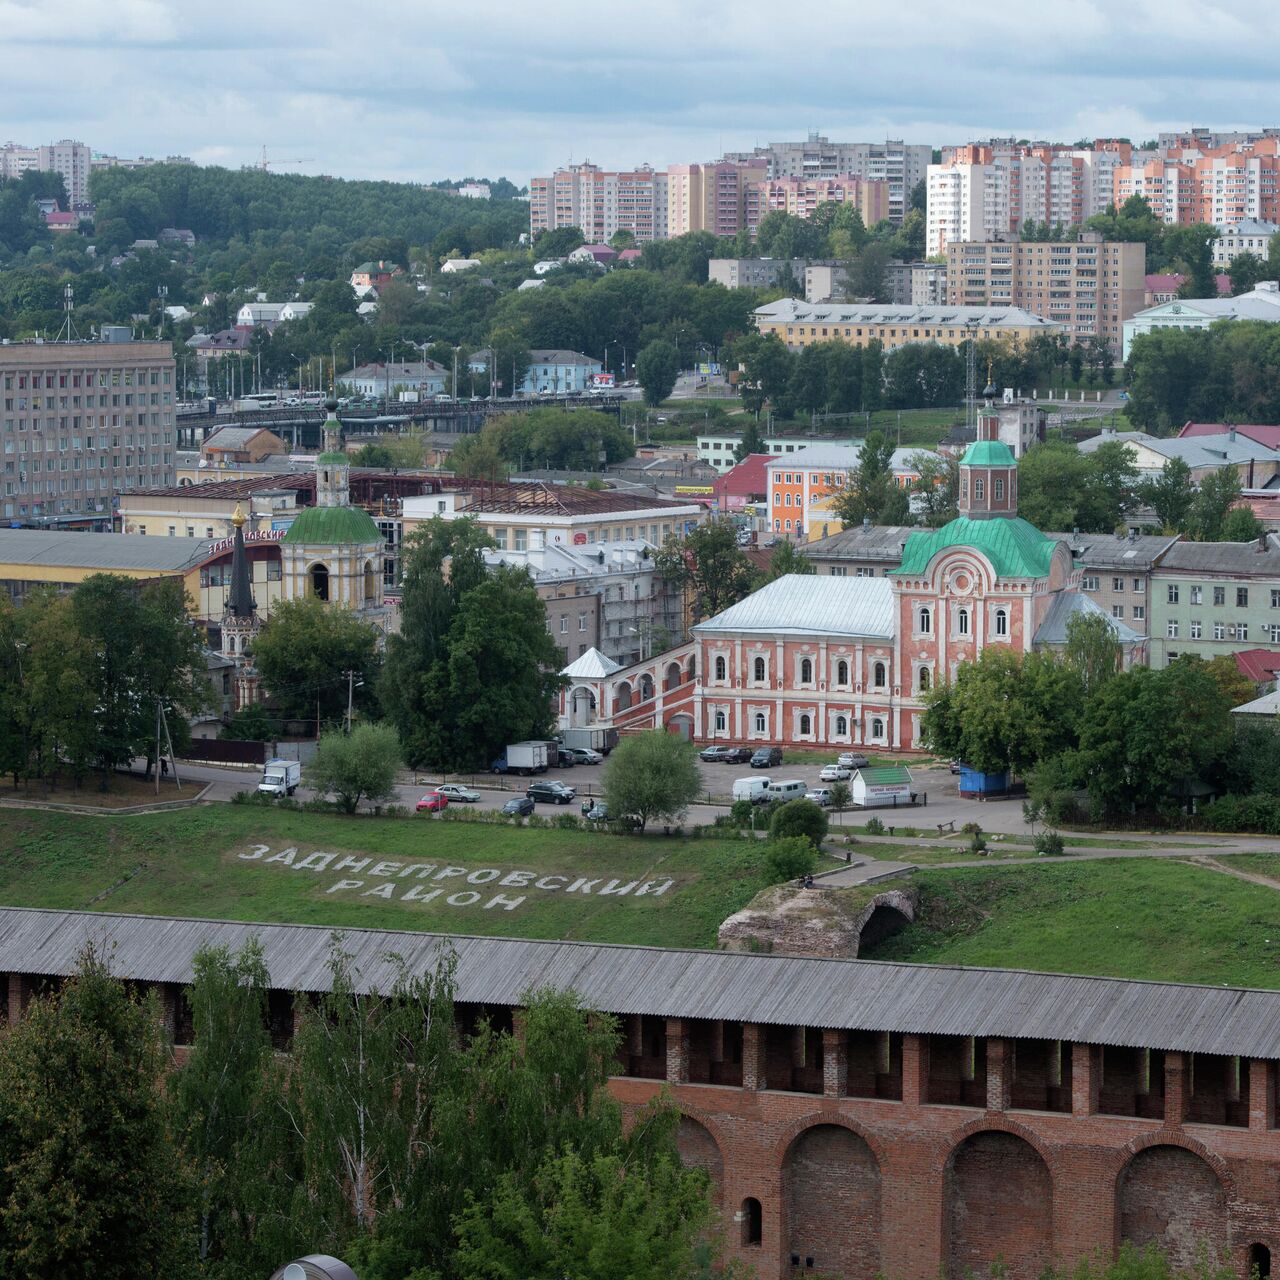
231,502 -> 247,529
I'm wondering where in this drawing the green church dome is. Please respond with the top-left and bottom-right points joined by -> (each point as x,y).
282,504 -> 382,546
960,439 -> 1017,467
891,516 -> 1057,580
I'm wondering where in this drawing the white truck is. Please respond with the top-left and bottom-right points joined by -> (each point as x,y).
491,742 -> 549,776
258,758 -> 301,797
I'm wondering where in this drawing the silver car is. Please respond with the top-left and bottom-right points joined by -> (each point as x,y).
805,787 -> 834,806
436,784 -> 480,803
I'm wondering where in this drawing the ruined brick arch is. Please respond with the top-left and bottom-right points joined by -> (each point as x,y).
781,1119 -> 882,1280
944,1129 -> 1054,1280
674,1110 -> 724,1208
1116,1141 -> 1230,1272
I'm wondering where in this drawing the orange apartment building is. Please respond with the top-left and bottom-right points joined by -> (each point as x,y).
1112,137 -> 1280,225
745,177 -> 890,234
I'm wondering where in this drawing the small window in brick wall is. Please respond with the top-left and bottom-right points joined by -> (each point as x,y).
741,1197 -> 762,1247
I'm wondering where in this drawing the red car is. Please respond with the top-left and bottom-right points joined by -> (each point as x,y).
416,791 -> 449,813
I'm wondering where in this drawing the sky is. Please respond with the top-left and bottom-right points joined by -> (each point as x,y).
4,0 -> 1280,186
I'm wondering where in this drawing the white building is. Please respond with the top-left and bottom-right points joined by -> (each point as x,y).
440,258 -> 481,273
925,163 -> 992,257
1123,280 -> 1280,359
341,360 -> 447,398
1214,219 -> 1279,266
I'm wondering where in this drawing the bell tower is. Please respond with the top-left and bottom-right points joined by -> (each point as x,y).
957,375 -> 1018,519
315,397 -> 350,509
221,502 -> 262,708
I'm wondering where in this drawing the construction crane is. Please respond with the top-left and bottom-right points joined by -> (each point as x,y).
258,146 -> 315,171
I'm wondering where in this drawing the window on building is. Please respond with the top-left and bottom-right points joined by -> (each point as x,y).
310,563 -> 330,602
559,616 -> 567,634
957,607 -> 969,636
872,661 -> 886,688
1134,578 -> 1144,593
918,667 -> 930,692
871,717 -> 885,739
994,477 -> 1004,500
918,607 -> 931,634
578,613 -> 587,632
799,657 -> 813,684
715,655 -> 727,681
1132,605 -> 1144,620
1168,585 -> 1180,604
1190,620 -> 1201,639
1167,620 -> 1179,639
715,710 -> 727,732
1213,586 -> 1225,606
836,659 -> 849,685
994,608 -> 1008,637
753,656 -> 766,682
1112,605 -> 1124,619
753,712 -> 766,733
1238,587 -> 1249,608
1213,621 -> 1225,640
1240,623 -> 1249,641
974,477 -> 985,501
1190,586 -> 1202,605
1112,577 -> 1124,592
799,713 -> 812,736
1082,575 -> 1099,591
835,715 -> 848,736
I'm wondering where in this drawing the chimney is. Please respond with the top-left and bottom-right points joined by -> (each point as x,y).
1259,533 -> 1269,553
1229,427 -> 1237,443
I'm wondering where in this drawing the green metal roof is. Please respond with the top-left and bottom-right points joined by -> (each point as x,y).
282,505 -> 382,546
891,516 -> 1058,580
856,766 -> 912,785
960,439 -> 1017,467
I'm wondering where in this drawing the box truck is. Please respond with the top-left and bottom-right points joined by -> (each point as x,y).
258,758 -> 301,797
491,742 -> 549,775
558,727 -> 619,755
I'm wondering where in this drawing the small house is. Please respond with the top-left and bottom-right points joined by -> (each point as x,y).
851,765 -> 913,808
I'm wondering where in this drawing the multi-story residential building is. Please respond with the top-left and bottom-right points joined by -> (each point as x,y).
945,233 -> 1145,355
667,160 -> 767,238
805,262 -> 853,302
697,432 -> 826,473
1113,137 -> 1280,227
528,162 -> 668,243
765,444 -> 925,537
708,258 -> 810,291
1079,426 -> 1280,486
483,540 -> 685,666
0,337 -> 176,523
1149,536 -> 1280,667
521,350 -> 604,395
1214,218 -> 1279,265
754,298 -> 1061,353
745,177 -> 889,233
721,135 -> 932,223
1122,281 -> 1280,360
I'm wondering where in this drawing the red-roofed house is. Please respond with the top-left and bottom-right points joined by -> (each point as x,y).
1234,648 -> 1280,688
1180,423 -> 1280,450
617,248 -> 643,263
714,453 -> 771,513
1143,273 -> 1231,306
568,244 -> 617,266
44,210 -> 78,233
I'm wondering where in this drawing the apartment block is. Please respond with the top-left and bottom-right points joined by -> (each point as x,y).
1214,218 -> 1280,265
528,162 -> 668,243
667,160 -> 767,238
721,134 -> 931,223
1113,137 -> 1280,226
745,176 -> 889,233
884,261 -> 947,305
0,338 -> 177,522
946,233 -> 1146,354
708,258 -> 809,290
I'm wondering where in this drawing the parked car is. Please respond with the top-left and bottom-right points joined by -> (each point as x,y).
526,780 -> 577,805
949,759 -> 962,774
566,746 -> 603,765
838,752 -> 871,770
750,747 -> 783,768
699,745 -> 734,763
581,801 -> 610,822
436,784 -> 480,803
501,795 -> 535,816
820,763 -> 852,782
415,791 -> 448,813
806,787 -> 834,806
723,746 -> 754,763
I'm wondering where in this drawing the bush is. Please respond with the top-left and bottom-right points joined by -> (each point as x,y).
864,817 -> 885,836
763,836 -> 817,884
1035,830 -> 1066,856
768,798 -> 829,848
969,829 -> 987,855
729,799 -> 756,827
961,821 -> 983,835
1201,793 -> 1280,834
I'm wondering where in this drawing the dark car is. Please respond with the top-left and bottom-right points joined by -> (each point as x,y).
698,745 -> 734,763
526,780 -> 577,804
949,759 -> 962,775
750,746 -> 783,768
723,746 -> 754,764
501,795 -> 535,816
581,801 -> 610,822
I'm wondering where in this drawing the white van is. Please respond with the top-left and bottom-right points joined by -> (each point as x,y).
766,778 -> 807,803
732,777 -> 771,804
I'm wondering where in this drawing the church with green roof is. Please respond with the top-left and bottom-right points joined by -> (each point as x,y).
279,400 -> 388,628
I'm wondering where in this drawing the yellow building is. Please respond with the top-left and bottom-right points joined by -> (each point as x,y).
116,476 -> 309,539
753,298 -> 1063,351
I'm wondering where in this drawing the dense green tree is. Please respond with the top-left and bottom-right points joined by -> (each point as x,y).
1227,251 -> 1265,295
1139,457 -> 1195,532
1219,504 -> 1266,542
765,539 -> 815,580
654,520 -> 761,623
1190,465 -> 1245,541
250,595 -> 381,731
603,730 -> 702,833
306,722 -> 402,813
725,331 -> 794,415
910,451 -> 960,527
768,796 -> 829,848
1164,223 -> 1220,298
734,416 -> 766,461
1016,440 -> 1137,533
1063,611 -> 1121,698
532,226 -> 586,258
0,946 -> 192,1278
830,430 -> 906,527
883,343 -> 963,409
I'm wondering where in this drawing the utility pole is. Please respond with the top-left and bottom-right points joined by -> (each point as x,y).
155,699 -> 162,796
345,669 -> 356,733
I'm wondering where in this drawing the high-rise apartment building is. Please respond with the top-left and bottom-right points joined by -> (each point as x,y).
528,162 -> 668,243
744,176 -> 890,232
1113,137 -> 1280,226
666,160 -> 767,238
0,338 -> 177,522
1,140 -> 91,204
945,232 -> 1146,356
721,134 -> 931,223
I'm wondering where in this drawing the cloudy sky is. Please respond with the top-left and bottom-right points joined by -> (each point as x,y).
3,0 -> 1278,185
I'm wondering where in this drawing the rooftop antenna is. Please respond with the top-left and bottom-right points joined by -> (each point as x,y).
56,282 -> 79,341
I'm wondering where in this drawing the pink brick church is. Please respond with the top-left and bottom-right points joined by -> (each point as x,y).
558,408 -> 1143,752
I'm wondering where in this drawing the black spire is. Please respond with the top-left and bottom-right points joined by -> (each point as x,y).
226,504 -> 257,618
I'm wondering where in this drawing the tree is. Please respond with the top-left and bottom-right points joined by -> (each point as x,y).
910,451 -> 960,527
654,520 -> 760,623
603,730 -> 702,833
1139,458 -> 1195,532
1063,610 -> 1121,698
306,722 -> 402,813
0,946 -> 191,1278
173,940 -> 299,1272
1227,251 -> 1265,296
734,416 -> 766,461
1190,465 -> 1244,541
769,797 -> 829,848
763,836 -> 819,882
636,339 -> 681,407
830,430 -> 903,527
455,1146 -> 716,1280
251,595 -> 381,730
765,539 -> 815,580
1220,504 -> 1265,542
826,779 -> 852,825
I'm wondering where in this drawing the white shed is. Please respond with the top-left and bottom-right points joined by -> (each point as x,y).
851,765 -> 913,809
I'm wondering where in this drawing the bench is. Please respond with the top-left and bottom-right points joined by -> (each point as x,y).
936,819 -> 956,834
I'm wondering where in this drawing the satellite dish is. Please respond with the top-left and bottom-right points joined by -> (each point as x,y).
284,1266 -> 308,1280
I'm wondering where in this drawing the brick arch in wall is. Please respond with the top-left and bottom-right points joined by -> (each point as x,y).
1117,1143 -> 1229,1272
782,1121 -> 882,1280
944,1129 -> 1054,1280
674,1111 -> 724,1209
